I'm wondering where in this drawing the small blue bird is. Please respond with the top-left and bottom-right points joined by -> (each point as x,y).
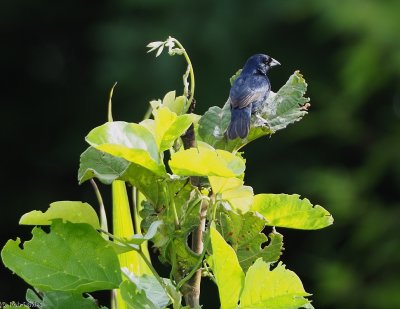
226,54 -> 280,139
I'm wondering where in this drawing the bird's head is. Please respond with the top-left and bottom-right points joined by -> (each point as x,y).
242,54 -> 280,75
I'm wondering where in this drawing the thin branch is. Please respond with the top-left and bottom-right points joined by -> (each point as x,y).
90,179 -> 108,236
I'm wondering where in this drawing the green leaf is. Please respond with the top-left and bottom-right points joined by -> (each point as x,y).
26,289 -> 103,309
153,106 -> 194,152
26,288 -> 42,304
240,259 -> 312,309
163,187 -> 203,272
126,220 -> 163,246
86,121 -> 166,176
122,164 -> 166,206
160,91 -> 187,115
169,145 -> 245,177
139,181 -> 201,267
209,176 -> 253,212
198,105 -> 231,147
261,70 -> 310,132
19,201 -> 100,229
218,209 -> 283,271
78,147 -> 130,185
210,225 -> 244,309
162,90 -> 176,107
252,194 -> 334,230
171,235 -> 199,274
120,280 -> 159,309
78,147 -> 166,206
1,221 -> 121,293
121,270 -> 173,309
171,96 -> 187,115
176,187 -> 203,235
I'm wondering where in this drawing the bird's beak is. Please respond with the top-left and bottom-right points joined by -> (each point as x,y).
269,58 -> 281,68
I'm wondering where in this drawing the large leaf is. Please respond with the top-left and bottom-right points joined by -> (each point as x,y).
86,121 -> 166,176
26,289 -> 103,309
252,194 -> 334,230
78,145 -> 166,205
112,180 -> 151,278
210,225 -> 244,309
197,71 -> 309,151
218,209 -> 283,271
239,259 -> 312,309
1,221 -> 121,293
78,146 -> 130,185
19,201 -> 100,229
209,176 -> 253,213
121,163 -> 165,206
169,146 -> 245,177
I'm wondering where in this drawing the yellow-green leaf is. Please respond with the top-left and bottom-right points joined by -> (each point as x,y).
86,121 -> 166,176
252,194 -> 333,230
240,259 -> 311,309
209,176 -> 253,212
170,146 -> 245,177
154,106 -> 193,152
19,201 -> 100,229
210,225 -> 244,309
1,221 -> 121,293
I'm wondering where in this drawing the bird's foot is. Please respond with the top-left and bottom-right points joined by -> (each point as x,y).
254,114 -> 270,127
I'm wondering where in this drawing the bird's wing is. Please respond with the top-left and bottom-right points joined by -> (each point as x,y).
229,75 -> 270,109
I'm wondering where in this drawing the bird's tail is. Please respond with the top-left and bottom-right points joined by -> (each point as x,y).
227,106 -> 251,139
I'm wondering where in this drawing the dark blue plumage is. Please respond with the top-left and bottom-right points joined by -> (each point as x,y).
226,54 -> 280,139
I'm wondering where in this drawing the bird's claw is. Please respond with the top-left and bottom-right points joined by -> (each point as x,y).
254,114 -> 270,127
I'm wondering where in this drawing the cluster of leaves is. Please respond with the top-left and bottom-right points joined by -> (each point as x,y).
1,38 -> 333,309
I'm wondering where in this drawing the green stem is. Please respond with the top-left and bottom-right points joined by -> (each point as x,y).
171,38 -> 195,108
169,241 -> 178,283
98,229 -> 174,300
177,196 -> 215,291
108,82 -> 117,122
137,250 -> 170,293
90,179 -> 108,235
163,184 -> 180,228
132,187 -> 140,234
211,196 -> 218,222
177,233 -> 211,290
143,104 -> 153,120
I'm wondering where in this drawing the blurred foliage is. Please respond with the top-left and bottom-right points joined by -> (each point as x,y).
1,0 -> 399,308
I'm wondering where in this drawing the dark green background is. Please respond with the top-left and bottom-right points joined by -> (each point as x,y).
1,1 -> 399,308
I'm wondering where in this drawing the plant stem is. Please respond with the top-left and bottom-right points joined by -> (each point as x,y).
107,82 -> 117,122
183,199 -> 208,307
177,227 -> 210,290
98,229 -> 175,302
137,249 -> 170,293
179,96 -> 207,307
163,184 -> 180,228
171,38 -> 195,108
143,104 -> 153,120
90,179 -> 108,236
